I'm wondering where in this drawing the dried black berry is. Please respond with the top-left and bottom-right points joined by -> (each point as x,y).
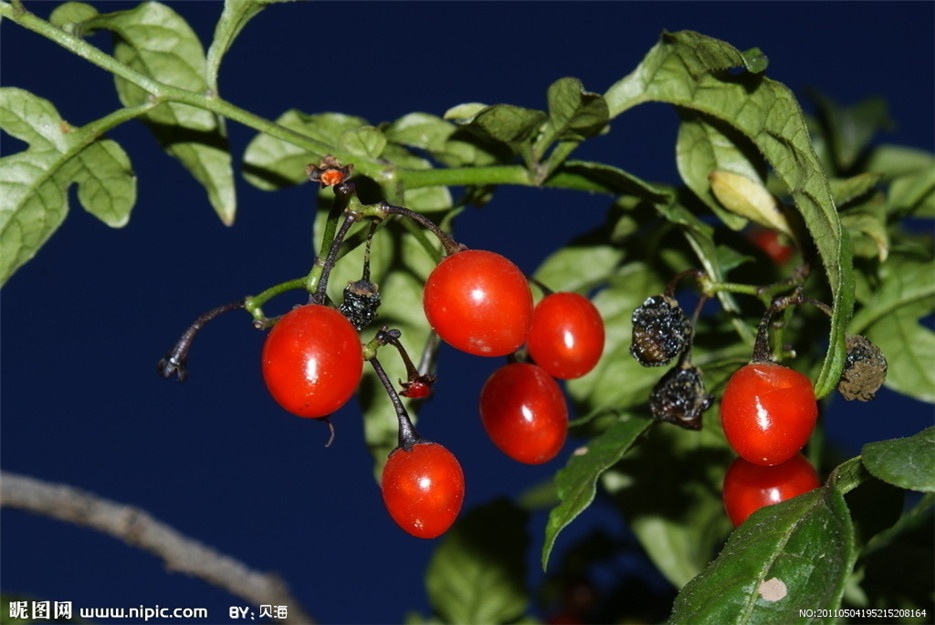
339,279 -> 381,330
838,335 -> 887,401
630,295 -> 693,366
649,364 -> 712,430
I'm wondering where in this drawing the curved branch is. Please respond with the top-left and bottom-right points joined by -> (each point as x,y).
0,471 -> 313,625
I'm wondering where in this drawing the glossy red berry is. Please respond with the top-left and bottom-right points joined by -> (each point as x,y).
261,304 -> 363,418
722,454 -> 821,526
720,362 -> 818,466
423,250 -> 533,357
381,441 -> 465,539
479,363 -> 568,464
527,292 -> 605,379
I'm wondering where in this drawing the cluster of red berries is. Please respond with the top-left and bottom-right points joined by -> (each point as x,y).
156,158 -> 604,540
258,248 -> 604,538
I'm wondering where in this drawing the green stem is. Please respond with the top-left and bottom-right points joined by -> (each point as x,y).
243,278 -> 307,325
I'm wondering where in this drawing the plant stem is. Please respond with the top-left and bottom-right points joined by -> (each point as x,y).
368,354 -> 421,451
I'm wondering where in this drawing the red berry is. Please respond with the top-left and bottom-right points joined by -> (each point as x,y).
527,292 -> 605,379
720,362 -> 818,466
747,227 -> 794,265
479,363 -> 568,464
423,250 -> 533,357
381,441 -> 465,539
261,304 -> 363,418
722,454 -> 821,526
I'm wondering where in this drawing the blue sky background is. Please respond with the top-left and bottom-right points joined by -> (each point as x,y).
2,2 -> 933,624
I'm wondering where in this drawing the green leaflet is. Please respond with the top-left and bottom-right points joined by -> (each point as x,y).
541,415 -> 653,570
605,30 -> 853,398
0,88 -> 137,286
862,426 -> 935,493
89,1 -> 236,225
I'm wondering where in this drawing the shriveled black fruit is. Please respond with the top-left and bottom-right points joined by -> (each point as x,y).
630,295 -> 693,366
838,335 -> 887,401
339,279 -> 381,330
649,364 -> 712,430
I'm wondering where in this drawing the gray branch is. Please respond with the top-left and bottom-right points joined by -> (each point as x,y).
0,471 -> 313,624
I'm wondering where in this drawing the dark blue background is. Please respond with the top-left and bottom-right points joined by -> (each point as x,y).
2,2 -> 933,624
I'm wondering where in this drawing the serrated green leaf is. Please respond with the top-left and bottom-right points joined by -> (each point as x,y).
243,110 -> 369,190
605,29 -> 853,399
541,415 -> 654,570
605,424 -> 734,587
0,88 -> 136,286
90,1 -> 236,224
862,426 -> 935,493
426,499 -> 529,624
669,486 -> 855,624
676,113 -> 763,230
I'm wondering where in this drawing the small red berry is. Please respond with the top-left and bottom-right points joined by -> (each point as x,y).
720,362 -> 818,466
527,292 -> 605,379
423,250 -> 533,357
381,441 -> 465,539
261,304 -> 363,418
479,363 -> 568,464
722,454 -> 821,526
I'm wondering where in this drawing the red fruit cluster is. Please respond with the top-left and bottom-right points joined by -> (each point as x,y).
423,249 -> 605,466
719,361 -> 821,526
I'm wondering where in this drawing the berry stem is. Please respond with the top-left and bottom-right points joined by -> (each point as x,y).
156,299 -> 245,382
314,207 -> 361,305
368,354 -> 421,451
370,201 -> 466,257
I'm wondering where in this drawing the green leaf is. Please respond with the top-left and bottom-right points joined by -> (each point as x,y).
865,144 -> 935,181
669,486 -> 856,624
889,166 -> 935,218
0,88 -> 136,286
533,77 -> 609,171
339,125 -> 387,159
849,253 -> 935,402
840,194 -> 888,261
91,1 -> 236,224
545,160 -> 672,199
676,113 -> 764,230
243,110 -> 369,190
426,499 -> 529,624
862,426 -> 935,493
604,423 -> 734,588
385,112 -> 499,168
541,415 -> 653,570
452,102 -> 547,151
605,30 -> 853,399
